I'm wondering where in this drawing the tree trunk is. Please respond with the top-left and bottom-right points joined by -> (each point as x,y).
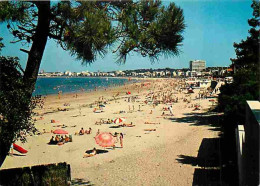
0,138 -> 13,167
23,1 -> 51,94
0,2 -> 51,168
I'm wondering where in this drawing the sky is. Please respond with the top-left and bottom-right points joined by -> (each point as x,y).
0,0 -> 253,72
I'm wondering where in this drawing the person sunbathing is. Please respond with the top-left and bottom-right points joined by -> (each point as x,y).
83,148 -> 97,158
51,119 -> 59,123
58,108 -> 68,111
85,127 -> 92,134
79,128 -> 84,135
60,136 -> 65,143
49,136 -> 57,144
64,135 -> 70,143
144,122 -> 160,124
95,121 -> 102,125
193,107 -> 200,111
122,122 -> 135,127
55,135 -> 60,143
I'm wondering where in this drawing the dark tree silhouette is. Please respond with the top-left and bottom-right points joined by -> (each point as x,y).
218,0 -> 259,124
0,1 -> 185,166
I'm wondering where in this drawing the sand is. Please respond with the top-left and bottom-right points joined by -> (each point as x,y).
1,78 -> 220,185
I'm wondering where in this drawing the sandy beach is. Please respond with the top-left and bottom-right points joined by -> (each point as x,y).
1,78 -> 220,185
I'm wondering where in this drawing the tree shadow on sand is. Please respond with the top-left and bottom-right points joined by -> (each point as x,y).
71,178 -> 94,185
169,109 -> 224,133
176,138 -> 221,185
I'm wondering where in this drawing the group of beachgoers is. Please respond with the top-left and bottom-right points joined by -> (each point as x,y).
95,119 -> 114,125
49,135 -> 72,145
43,78 -> 217,159
75,127 -> 92,135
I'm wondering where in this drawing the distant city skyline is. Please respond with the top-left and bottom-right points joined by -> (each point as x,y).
0,1 -> 252,72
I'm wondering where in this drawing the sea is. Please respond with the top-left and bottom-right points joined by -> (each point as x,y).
33,77 -> 135,96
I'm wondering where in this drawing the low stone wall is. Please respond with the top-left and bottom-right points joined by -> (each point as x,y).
236,101 -> 260,186
0,162 -> 71,186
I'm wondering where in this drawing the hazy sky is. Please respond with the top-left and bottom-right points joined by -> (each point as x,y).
0,0 -> 252,72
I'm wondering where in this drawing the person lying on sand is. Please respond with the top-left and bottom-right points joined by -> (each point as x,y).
83,148 -> 97,158
113,111 -> 126,114
93,108 -> 104,113
121,122 -> 135,127
144,122 -> 160,125
42,129 -> 51,133
105,119 -> 113,124
37,116 -> 44,120
58,108 -> 68,111
95,121 -> 102,125
51,119 -> 59,123
161,112 -> 173,116
144,129 -> 156,131
193,107 -> 200,111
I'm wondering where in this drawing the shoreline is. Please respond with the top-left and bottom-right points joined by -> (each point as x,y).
33,77 -> 146,97
1,78 -> 220,185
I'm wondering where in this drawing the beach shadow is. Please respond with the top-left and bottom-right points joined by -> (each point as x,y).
176,138 -> 221,185
169,110 -> 223,132
85,149 -> 108,154
177,138 -> 220,168
109,125 -> 121,128
71,178 -> 93,185
11,153 -> 26,157
193,168 -> 221,186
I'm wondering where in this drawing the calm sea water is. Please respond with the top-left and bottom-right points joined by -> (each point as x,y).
33,77 -> 133,96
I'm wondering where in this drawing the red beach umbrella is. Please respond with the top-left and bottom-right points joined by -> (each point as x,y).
128,91 -> 131,95
95,132 -> 115,147
114,117 -> 126,124
53,129 -> 68,134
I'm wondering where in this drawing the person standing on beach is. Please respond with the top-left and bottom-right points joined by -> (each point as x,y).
96,129 -> 100,136
119,133 -> 123,148
58,91 -> 61,99
9,143 -> 14,156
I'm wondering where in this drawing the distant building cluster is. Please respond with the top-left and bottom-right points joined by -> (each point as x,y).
38,60 -> 233,78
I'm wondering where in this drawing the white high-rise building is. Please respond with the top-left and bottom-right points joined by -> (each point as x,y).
190,60 -> 206,72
